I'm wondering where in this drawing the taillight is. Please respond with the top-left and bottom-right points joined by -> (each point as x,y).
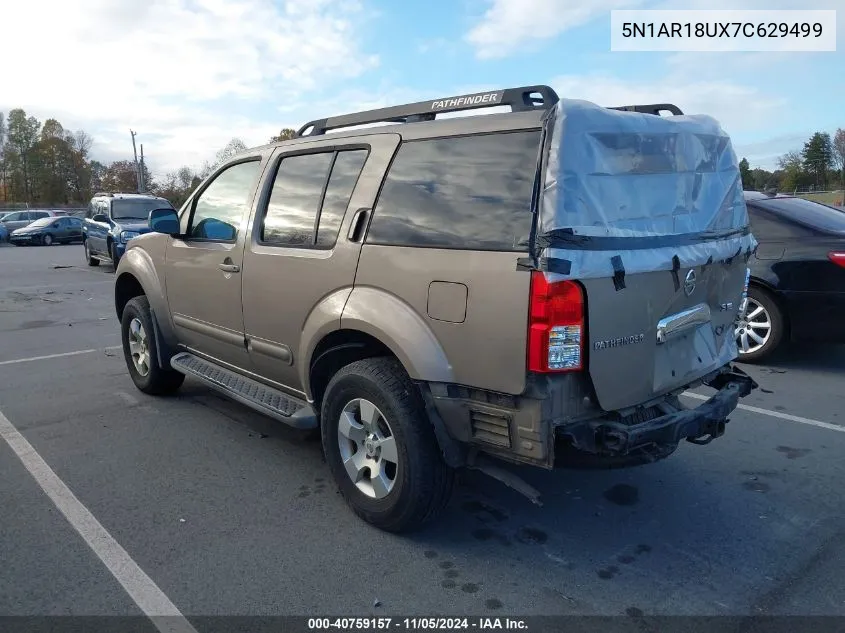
829,252 -> 845,268
527,271 -> 584,372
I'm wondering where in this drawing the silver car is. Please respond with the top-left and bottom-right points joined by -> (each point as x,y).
0,210 -> 65,232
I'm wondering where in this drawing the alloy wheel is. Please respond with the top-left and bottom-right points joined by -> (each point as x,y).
128,317 -> 151,376
735,297 -> 772,354
337,398 -> 399,499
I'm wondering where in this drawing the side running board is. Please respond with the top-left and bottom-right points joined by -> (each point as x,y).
170,352 -> 317,430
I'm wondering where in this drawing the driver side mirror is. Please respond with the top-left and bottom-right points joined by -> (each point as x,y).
92,214 -> 109,223
149,208 -> 180,236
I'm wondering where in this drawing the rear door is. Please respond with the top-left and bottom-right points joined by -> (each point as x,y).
241,133 -> 400,394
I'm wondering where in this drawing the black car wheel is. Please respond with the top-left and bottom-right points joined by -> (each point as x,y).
42,233 -> 54,246
121,296 -> 185,395
321,357 -> 454,533
735,285 -> 785,363
83,240 -> 99,266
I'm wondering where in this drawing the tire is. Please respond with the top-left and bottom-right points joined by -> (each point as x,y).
121,296 -> 185,395
84,240 -> 99,266
321,357 -> 454,533
42,233 -> 54,246
109,242 -> 120,269
735,285 -> 785,363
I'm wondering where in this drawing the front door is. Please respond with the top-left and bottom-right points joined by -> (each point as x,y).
165,156 -> 266,370
86,201 -> 111,254
241,134 -> 400,394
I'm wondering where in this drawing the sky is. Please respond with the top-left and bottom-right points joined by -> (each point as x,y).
1,0 -> 842,180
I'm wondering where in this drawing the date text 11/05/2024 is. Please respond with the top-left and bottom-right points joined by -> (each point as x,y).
307,618 -> 528,631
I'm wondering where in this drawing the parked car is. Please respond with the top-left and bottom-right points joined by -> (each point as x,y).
737,191 -> 845,361
82,193 -> 175,268
9,216 -> 84,246
112,85 -> 757,532
0,210 -> 66,233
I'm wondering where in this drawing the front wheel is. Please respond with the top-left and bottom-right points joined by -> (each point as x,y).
735,285 -> 784,363
83,240 -> 99,266
321,357 -> 454,533
121,296 -> 185,395
42,233 -> 54,246
109,242 -> 120,269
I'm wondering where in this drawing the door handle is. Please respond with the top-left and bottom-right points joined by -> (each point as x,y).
347,208 -> 370,242
218,263 -> 240,273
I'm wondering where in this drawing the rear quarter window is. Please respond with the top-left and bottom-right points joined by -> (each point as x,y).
366,130 -> 541,251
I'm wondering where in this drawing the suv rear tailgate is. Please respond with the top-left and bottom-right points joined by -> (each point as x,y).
533,98 -> 756,413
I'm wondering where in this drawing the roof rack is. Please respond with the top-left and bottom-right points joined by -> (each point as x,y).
608,103 -> 684,116
296,85 -> 560,137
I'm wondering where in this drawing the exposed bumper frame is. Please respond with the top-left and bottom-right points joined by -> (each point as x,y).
559,365 -> 758,458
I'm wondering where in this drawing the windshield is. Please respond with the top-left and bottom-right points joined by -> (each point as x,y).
111,199 -> 171,220
755,196 -> 845,234
28,218 -> 55,228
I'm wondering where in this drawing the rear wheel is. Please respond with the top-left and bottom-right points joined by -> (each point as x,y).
321,357 -> 454,533
121,296 -> 185,395
735,285 -> 784,363
83,240 -> 99,266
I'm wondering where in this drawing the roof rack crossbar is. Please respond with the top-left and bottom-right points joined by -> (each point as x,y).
295,85 -> 560,137
608,103 -> 684,116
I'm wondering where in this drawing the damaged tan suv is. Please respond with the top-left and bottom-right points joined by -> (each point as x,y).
114,85 -> 758,532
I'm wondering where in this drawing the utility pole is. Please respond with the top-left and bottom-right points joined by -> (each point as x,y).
130,130 -> 141,193
139,144 -> 146,192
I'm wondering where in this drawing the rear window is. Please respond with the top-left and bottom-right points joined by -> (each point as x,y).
366,130 -> 541,251
755,197 -> 845,234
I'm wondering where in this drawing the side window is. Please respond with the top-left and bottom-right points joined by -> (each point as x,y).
260,149 -> 368,248
316,150 -> 367,248
188,160 -> 261,242
32,212 -> 48,219
366,131 -> 542,251
262,153 -> 334,246
5,212 -> 22,221
87,202 -> 94,219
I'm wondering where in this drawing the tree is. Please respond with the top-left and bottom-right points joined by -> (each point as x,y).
101,160 -> 152,193
750,168 -> 775,192
833,128 -> 845,190
777,151 -> 810,192
6,109 -> 41,203
739,158 -> 752,189
269,128 -> 297,143
802,132 -> 833,190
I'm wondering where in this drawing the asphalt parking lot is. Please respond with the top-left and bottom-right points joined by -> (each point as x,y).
2,242 -> 845,624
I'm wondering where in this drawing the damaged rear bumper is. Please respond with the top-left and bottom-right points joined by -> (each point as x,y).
424,365 -> 757,470
558,366 -> 758,462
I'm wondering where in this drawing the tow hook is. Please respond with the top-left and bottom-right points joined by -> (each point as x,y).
686,418 -> 728,445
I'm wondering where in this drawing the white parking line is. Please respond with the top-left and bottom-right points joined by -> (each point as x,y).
0,346 -> 121,366
0,408 -> 197,633
682,391 -> 845,434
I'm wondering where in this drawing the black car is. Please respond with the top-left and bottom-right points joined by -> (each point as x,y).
738,191 -> 845,361
9,216 -> 84,246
